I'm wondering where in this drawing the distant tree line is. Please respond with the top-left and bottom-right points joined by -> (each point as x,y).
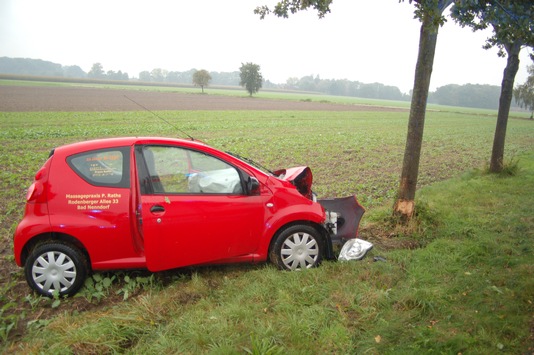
0,57 -> 241,86
429,84 -> 504,109
138,68 -> 240,86
88,63 -> 129,80
0,56 -> 526,110
282,76 -> 522,109
284,75 -> 408,101
0,57 -> 85,78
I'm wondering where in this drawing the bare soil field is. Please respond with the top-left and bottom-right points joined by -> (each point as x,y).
0,85 -> 406,112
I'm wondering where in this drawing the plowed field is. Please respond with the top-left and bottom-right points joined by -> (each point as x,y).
0,85 -> 406,112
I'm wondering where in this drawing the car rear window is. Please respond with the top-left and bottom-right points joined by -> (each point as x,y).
67,147 -> 130,187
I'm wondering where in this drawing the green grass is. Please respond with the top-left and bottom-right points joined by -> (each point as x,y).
1,100 -> 533,352
6,153 -> 534,353
1,109 -> 532,210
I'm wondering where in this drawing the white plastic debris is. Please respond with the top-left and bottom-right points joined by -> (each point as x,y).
338,238 -> 373,261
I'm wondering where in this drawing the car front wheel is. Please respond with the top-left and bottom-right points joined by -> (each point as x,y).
24,242 -> 88,297
270,225 -> 323,270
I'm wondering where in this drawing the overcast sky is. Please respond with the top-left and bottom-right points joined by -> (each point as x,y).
1,0 -> 532,93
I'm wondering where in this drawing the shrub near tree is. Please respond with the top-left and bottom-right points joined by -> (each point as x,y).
239,62 -> 263,96
192,69 -> 212,93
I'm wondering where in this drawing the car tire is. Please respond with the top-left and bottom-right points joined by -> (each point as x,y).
24,242 -> 88,297
270,224 -> 323,270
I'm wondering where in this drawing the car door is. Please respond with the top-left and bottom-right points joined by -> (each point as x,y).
136,144 -> 266,271
49,146 -> 136,265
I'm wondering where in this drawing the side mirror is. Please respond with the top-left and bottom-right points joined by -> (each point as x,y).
247,176 -> 260,196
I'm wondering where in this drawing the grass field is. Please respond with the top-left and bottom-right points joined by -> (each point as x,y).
1,88 -> 533,352
2,108 -> 532,208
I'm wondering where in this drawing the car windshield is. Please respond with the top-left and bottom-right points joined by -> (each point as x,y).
226,151 -> 275,176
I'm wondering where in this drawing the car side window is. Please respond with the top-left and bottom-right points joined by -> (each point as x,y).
68,147 -> 130,187
139,145 -> 243,195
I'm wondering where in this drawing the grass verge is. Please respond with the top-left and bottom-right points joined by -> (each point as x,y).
4,152 -> 533,354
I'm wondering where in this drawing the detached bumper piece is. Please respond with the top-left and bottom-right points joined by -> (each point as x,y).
319,196 -> 365,243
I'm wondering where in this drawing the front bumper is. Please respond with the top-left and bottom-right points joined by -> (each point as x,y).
319,196 -> 365,244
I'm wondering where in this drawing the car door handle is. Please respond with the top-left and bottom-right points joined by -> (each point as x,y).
150,205 -> 165,213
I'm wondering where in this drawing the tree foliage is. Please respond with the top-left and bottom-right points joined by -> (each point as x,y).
105,70 -> 129,80
239,62 -> 263,96
407,0 -> 453,27
88,63 -> 105,79
139,71 -> 151,81
150,68 -> 167,82
88,63 -> 128,80
451,0 -> 534,58
514,64 -> 534,118
255,0 -> 332,19
192,69 -> 212,93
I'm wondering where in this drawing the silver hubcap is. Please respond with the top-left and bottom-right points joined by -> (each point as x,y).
281,232 -> 319,270
32,251 -> 76,294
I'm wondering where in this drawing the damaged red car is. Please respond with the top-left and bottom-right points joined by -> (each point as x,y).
14,137 -> 364,297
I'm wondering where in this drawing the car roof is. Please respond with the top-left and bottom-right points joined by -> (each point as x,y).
53,137 -> 209,156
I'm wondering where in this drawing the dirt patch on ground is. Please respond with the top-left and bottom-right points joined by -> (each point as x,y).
0,85 -> 407,112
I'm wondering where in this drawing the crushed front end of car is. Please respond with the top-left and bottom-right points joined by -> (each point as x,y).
273,166 -> 366,258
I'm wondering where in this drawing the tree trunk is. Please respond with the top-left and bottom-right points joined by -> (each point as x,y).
394,18 -> 440,220
489,42 -> 521,173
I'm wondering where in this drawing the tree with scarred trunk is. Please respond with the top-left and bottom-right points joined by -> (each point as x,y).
451,0 -> 534,173
256,0 -> 454,221
394,0 -> 454,220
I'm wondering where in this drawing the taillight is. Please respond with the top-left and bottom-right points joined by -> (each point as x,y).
26,182 -> 43,202
26,165 -> 47,203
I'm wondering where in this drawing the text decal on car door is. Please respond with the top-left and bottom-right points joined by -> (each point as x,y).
65,193 -> 123,210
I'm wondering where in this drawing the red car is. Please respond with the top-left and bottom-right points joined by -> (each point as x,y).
14,137 -> 364,297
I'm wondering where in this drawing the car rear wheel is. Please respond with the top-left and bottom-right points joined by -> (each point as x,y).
270,225 -> 323,270
24,242 -> 88,297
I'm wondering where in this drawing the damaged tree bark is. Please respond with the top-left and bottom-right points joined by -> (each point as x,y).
394,15 -> 440,220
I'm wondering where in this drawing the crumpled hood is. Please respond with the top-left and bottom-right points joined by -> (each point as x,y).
274,166 -> 313,199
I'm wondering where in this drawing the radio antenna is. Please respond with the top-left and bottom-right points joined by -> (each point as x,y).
124,95 -> 195,140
